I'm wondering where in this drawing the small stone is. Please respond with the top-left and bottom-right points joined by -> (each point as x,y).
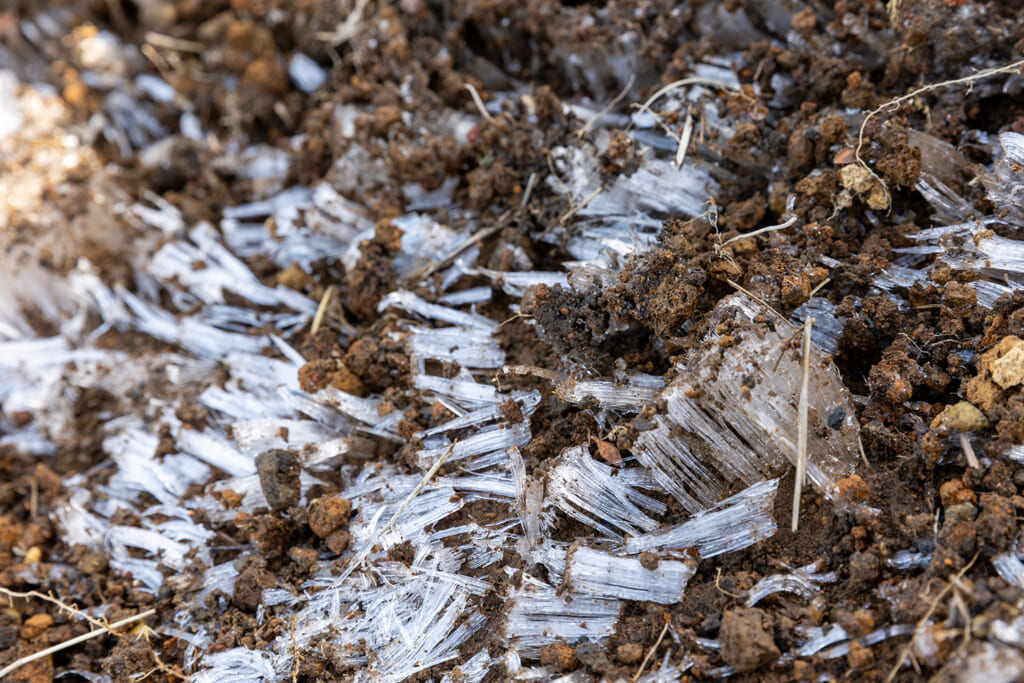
939,479 -> 977,507
276,263 -> 312,291
20,613 -> 54,640
838,164 -> 875,194
847,551 -> 880,588
638,551 -> 659,570
325,529 -> 351,555
231,565 -> 275,612
255,449 -> 301,511
720,608 -> 780,673
835,474 -> 872,503
615,642 -> 643,664
288,547 -> 319,572
574,640 -> 610,672
75,549 -> 108,575
991,340 -> 1024,390
931,401 -> 989,432
846,641 -> 874,669
308,497 -> 353,538
833,148 -> 856,165
540,641 -> 579,672
945,502 -> 978,521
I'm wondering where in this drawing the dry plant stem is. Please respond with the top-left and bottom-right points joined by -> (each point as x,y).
720,215 -> 798,248
806,276 -> 831,300
0,587 -> 110,633
958,432 -> 980,469
724,279 -> 794,329
0,609 -> 156,678
576,73 -> 636,139
519,172 -> 538,212
408,220 -> 506,284
885,552 -> 980,683
464,83 -> 498,126
792,317 -> 814,533
385,442 -> 455,528
310,285 -> 336,335
558,186 -> 602,226
634,77 -> 741,119
145,32 -> 204,52
674,110 -> 694,168
315,0 -> 374,44
633,620 -> 671,682
855,57 -> 1024,200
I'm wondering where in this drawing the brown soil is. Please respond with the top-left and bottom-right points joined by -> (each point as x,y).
2,0 -> 1024,681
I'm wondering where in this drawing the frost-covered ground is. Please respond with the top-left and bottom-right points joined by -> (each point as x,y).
5,2 -> 1024,682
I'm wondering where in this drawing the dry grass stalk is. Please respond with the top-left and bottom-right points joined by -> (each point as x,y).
674,109 -> 694,168
720,214 -> 798,248
632,618 -> 671,682
576,74 -> 636,139
310,284 -> 336,335
0,609 -> 156,678
386,441 -> 456,528
855,57 -> 1024,204
885,552 -> 980,682
792,317 -> 814,532
464,83 -> 498,126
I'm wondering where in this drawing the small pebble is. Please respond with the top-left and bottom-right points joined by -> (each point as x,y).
540,641 -> 579,672
945,502 -> 978,521
615,642 -> 643,664
20,614 -> 54,640
255,449 -> 301,511
309,497 -> 353,538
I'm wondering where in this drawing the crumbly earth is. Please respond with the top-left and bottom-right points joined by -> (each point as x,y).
2,0 -> 1024,682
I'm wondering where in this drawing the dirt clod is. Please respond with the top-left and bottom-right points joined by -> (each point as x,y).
254,449 -> 302,511
308,497 -> 354,538
720,607 -> 780,673
232,565 -> 276,611
540,641 -> 579,672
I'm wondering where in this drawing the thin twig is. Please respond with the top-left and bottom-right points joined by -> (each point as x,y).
855,58 -> 1024,205
407,220 -> 506,285
959,432 -> 980,469
0,609 -> 156,678
464,83 -> 498,126
385,442 -> 455,528
634,77 -> 742,119
724,279 -> 794,328
519,172 -> 538,212
633,620 -> 671,682
806,277 -> 831,300
721,215 -> 798,248
558,186 -> 602,226
310,285 -> 336,335
792,317 -> 814,533
0,588 -> 110,633
674,109 -> 694,168
576,73 -> 636,139
885,552 -> 980,682
145,32 -> 204,53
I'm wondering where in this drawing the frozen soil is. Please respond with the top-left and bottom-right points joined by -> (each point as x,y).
3,0 -> 1024,682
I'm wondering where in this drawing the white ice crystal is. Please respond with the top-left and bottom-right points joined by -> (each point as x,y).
565,546 -> 695,603
635,293 -> 862,512
506,576 -> 621,658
